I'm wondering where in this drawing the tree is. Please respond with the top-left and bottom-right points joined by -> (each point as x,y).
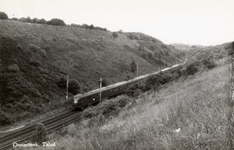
46,18 -> 66,26
130,60 -> 137,72
0,12 -> 8,20
68,79 -> 80,95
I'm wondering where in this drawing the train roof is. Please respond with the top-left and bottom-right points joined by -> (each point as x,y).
74,63 -> 182,99
74,80 -> 128,99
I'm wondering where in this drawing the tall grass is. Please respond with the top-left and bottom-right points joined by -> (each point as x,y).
227,54 -> 234,149
41,64 -> 229,150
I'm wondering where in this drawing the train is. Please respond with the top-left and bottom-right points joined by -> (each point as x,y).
73,59 -> 187,109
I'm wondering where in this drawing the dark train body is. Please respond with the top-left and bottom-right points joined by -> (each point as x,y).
73,63 -> 184,109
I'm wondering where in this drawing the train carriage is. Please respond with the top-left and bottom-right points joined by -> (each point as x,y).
73,61 -> 184,109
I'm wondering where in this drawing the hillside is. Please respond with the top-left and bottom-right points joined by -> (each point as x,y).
45,61 -> 230,150
171,43 -> 192,51
188,42 -> 231,61
0,20 -> 184,125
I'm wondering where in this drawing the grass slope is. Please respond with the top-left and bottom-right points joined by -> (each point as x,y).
0,20 -> 184,125
48,64 -> 229,150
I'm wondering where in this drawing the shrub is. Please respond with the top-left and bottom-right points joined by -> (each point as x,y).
101,78 -> 109,87
17,44 -> 23,51
159,74 -> 172,84
186,61 -> 201,75
37,19 -> 46,24
71,23 -> 81,28
40,49 -> 47,57
0,12 -> 8,20
89,24 -> 94,29
148,52 -> 153,59
0,109 -> 12,125
138,46 -> 144,51
29,44 -> 40,52
150,45 -> 155,51
68,79 -> 80,95
145,74 -> 161,90
32,123 -> 47,145
24,17 -> 32,23
125,82 -> 145,97
44,45 -> 51,51
32,18 -> 39,23
112,32 -> 118,39
19,17 -> 27,22
81,24 -> 89,28
228,41 -> 234,56
142,52 -> 148,59
7,64 -> 20,72
46,18 -> 66,26
201,58 -> 216,69
12,17 -> 18,21
56,76 -> 66,89
130,60 -> 137,72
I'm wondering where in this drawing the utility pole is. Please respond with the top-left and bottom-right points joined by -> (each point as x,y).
136,65 -> 138,77
66,75 -> 69,110
99,78 -> 102,102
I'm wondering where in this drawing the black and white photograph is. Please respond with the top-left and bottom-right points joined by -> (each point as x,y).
0,0 -> 233,149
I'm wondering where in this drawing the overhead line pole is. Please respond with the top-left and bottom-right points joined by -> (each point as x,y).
66,75 -> 69,110
99,78 -> 102,103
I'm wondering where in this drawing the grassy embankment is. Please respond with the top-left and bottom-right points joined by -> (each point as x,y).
41,64 -> 229,149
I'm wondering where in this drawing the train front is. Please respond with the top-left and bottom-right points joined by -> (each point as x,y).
73,94 -> 82,109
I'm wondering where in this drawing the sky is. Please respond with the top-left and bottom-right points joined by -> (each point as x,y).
0,0 -> 233,46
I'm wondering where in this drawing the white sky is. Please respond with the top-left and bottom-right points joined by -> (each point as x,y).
0,0 -> 233,46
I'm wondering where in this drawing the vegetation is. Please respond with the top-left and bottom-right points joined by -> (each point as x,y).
56,77 -> 81,95
68,79 -> 80,95
0,15 -> 229,127
0,11 -> 8,20
32,123 -> 47,145
130,60 -> 137,72
44,61 -> 229,150
112,32 -> 118,39
46,18 -> 66,26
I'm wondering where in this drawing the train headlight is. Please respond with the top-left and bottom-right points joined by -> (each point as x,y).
74,98 -> 79,104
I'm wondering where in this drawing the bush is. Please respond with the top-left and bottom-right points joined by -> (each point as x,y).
17,44 -> 23,51
125,83 -> 144,97
29,44 -> 41,52
44,45 -> 51,51
37,19 -> 46,24
46,18 -> 66,26
56,77 -> 66,89
201,58 -> 216,69
148,52 -> 153,59
186,61 -> 201,75
68,79 -> 80,95
112,32 -> 118,39
159,74 -> 172,84
0,12 -> 8,20
130,60 -> 137,72
0,110 -> 12,125
145,74 -> 161,90
12,17 -> 18,21
142,52 -> 148,59
228,41 -> 234,56
101,78 -> 109,87
32,123 -> 47,145
89,24 -> 94,29
7,64 -> 20,72
24,17 -> 32,23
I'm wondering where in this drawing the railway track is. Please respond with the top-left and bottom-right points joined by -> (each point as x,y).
0,109 -> 82,150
